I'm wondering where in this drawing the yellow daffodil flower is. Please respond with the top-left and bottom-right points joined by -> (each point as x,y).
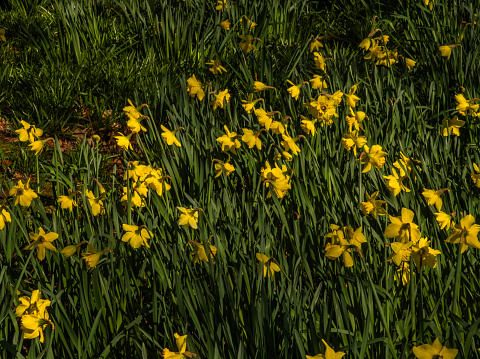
309,38 -> 323,52
114,132 -> 133,151
405,58 -> 416,70
239,35 -> 257,53
211,89 -> 231,110
253,81 -> 275,92
445,214 -> 480,253
360,191 -> 387,218
215,0 -> 230,11
218,19 -> 230,30
324,224 -> 354,267
313,52 -> 332,72
213,158 -> 235,177
85,189 -> 104,216
177,207 -> 201,229
206,59 -> 227,75
442,116 -> 465,136
359,145 -> 387,173
57,193 -> 78,212
189,240 -> 217,264
241,94 -> 263,113
309,74 -> 328,91
121,224 -> 152,248
306,339 -> 345,359
384,168 -> 411,196
161,125 -> 183,146
300,116 -> 317,136
341,130 -> 367,156
387,241 -> 412,266
61,241 -> 88,258
256,253 -> 280,278
395,261 -> 412,285
82,244 -> 110,269
9,179 -> 38,207
472,163 -> 480,187
434,211 -> 455,230
411,237 -> 441,269
216,125 -> 241,153
439,44 -> 461,60
455,94 -> 479,116
24,228 -> 58,261
413,338 -> 458,359
345,83 -> 360,108
286,80 -> 307,100
15,120 -> 43,143
384,207 -> 422,243
0,206 -> 12,230
393,152 -> 419,179
28,137 -> 54,156
422,188 -> 449,211
240,16 -> 257,30
281,133 -> 302,155
345,107 -> 367,131
186,75 -> 205,101
242,128 -> 264,150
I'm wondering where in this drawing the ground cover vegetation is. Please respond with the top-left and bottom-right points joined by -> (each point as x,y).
1,0 -> 480,358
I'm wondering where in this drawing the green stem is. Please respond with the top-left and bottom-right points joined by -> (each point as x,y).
36,155 -> 40,193
452,244 -> 463,316
418,260 -> 424,344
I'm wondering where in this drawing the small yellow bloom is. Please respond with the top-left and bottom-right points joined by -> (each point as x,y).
177,207 -> 201,229
82,244 -> 110,269
309,38 -> 323,52
422,188 -> 449,211
240,16 -> 257,30
217,125 -> 241,153
211,89 -> 231,110
114,132 -> 133,151
61,241 -> 88,258
439,44 -> 461,60
412,338 -> 458,359
241,128 -> 264,150
359,145 -> 387,173
384,168 -> 411,196
300,116 -> 317,136
28,138 -> 54,156
15,120 -> 43,143
239,35 -> 257,53
186,75 -> 205,101
241,94 -> 263,113
345,83 -> 360,108
471,163 -> 480,188
442,116 -> 465,136
206,59 -> 227,75
286,80 -> 306,100
405,58 -> 416,70
215,0 -> 230,11
445,214 -> 480,253
161,125 -> 183,146
384,207 -> 422,243
85,190 -> 104,216
256,253 -> 280,278
0,206 -> 12,230
57,193 -> 78,212
434,211 -> 455,230
306,339 -> 345,359
411,237 -> 441,269
189,240 -> 217,263
253,81 -> 275,92
341,130 -> 367,156
360,191 -> 387,218
309,74 -> 328,91
218,19 -> 230,30
24,228 -> 58,261
9,179 -> 38,207
121,224 -> 153,248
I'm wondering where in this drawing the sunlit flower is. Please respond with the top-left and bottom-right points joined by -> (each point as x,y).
256,253 -> 280,278
121,224 -> 152,248
9,179 -> 38,207
24,228 -> 58,261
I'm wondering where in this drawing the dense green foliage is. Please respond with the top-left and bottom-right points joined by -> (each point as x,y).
1,0 -> 480,358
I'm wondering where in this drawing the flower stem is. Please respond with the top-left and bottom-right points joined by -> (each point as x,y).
452,244 -> 463,316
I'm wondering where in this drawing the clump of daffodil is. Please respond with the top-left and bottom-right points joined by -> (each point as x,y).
358,144 -> 388,173
384,207 -> 422,243
82,244 -> 110,269
123,99 -> 149,133
215,0 -> 230,11
240,16 -> 257,30
471,163 -> 480,187
24,228 -> 58,261
342,130 -> 367,156
384,168 -> 411,196
57,191 -> 80,212
445,214 -> 480,253
261,161 -> 292,198
253,81 -> 276,92
439,44 -> 461,60
344,83 -> 361,108
161,125 -> 183,147
121,224 -> 153,249
306,339 -> 345,359
241,128 -> 265,150
211,89 -> 231,110
15,120 -> 43,143
309,74 -> 328,91
0,206 -> 12,230
16,289 -> 53,343
281,133 -> 303,156
206,59 -> 227,75
413,338 -> 458,359
142,167 -> 171,196
393,151 -> 420,179
241,94 -> 264,113
188,239 -> 217,264
9,179 -> 38,207
300,116 -> 317,136
455,93 -> 479,116
256,253 -> 280,278
28,137 -> 54,156
422,188 -> 449,211
124,161 -> 149,181
218,19 -> 230,30
114,132 -> 133,151
217,125 -> 241,154
270,117 -> 288,135
422,0 -> 434,10
360,191 -> 387,218
186,75 -> 206,101
345,107 -> 368,131
177,207 -> 202,229
61,241 -> 88,258
286,80 -> 307,100
387,241 -> 412,266
239,35 -> 258,53
161,333 -> 195,359
324,224 -> 365,267
434,211 -> 456,230
442,116 -> 465,136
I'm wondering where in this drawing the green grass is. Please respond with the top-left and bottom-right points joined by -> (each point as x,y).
1,0 -> 480,358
